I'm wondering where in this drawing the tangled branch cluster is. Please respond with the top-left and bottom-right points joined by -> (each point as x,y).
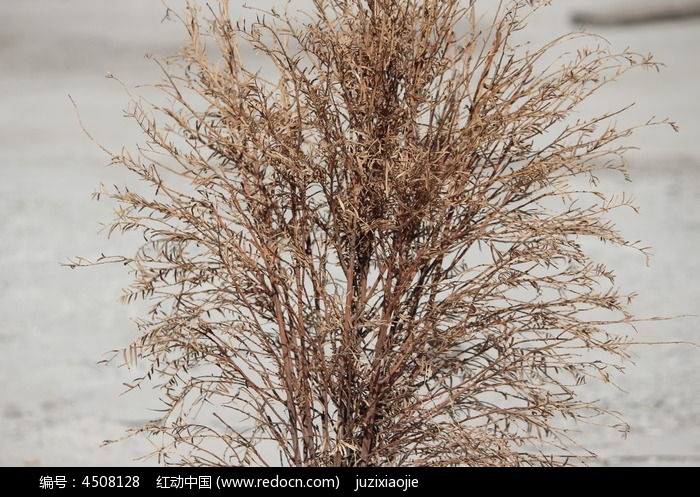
74,0 -> 671,466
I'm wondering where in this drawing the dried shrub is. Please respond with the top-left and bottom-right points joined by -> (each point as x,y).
72,0 -> 674,466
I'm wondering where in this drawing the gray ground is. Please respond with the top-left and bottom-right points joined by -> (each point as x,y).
0,0 -> 698,466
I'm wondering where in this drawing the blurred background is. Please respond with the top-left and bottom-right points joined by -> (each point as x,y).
0,0 -> 698,466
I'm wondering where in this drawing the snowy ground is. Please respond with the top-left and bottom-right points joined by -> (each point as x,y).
1,0 -> 698,466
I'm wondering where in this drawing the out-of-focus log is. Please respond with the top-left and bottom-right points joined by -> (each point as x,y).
572,3 -> 700,26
